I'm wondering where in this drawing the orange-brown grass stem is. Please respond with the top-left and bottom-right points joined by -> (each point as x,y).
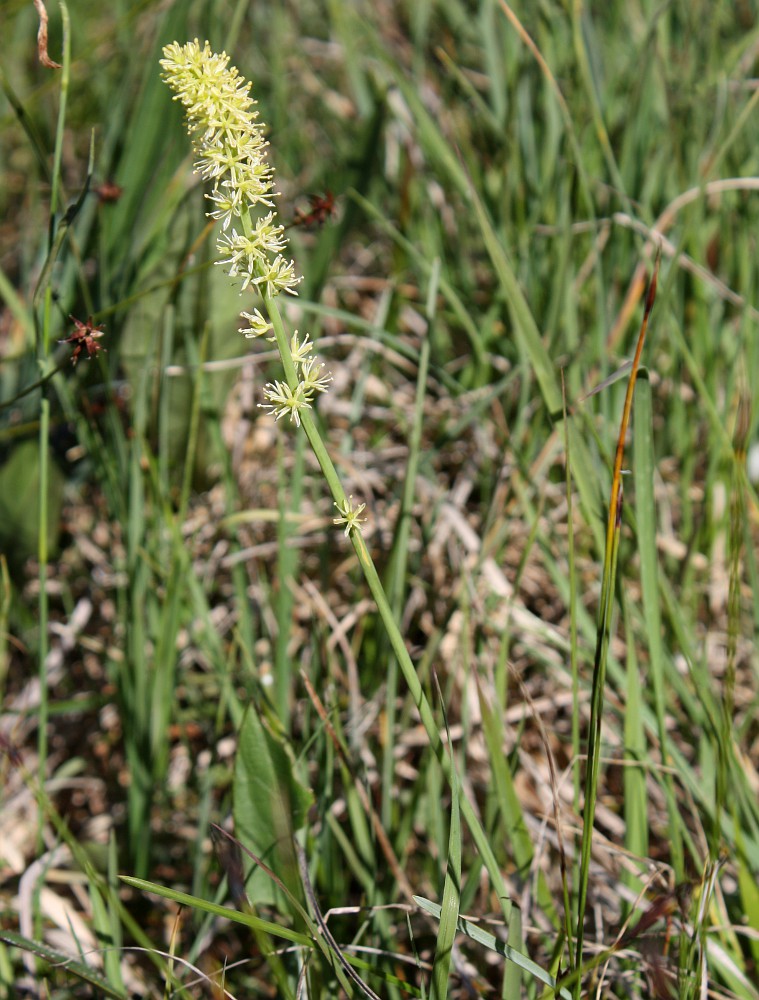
571,249 -> 660,993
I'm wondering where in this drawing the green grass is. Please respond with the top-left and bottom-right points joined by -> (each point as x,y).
1,0 -> 758,997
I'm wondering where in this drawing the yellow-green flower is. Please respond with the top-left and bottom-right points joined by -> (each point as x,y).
333,496 -> 367,537
162,40 -> 332,427
239,309 -> 272,340
160,39 -> 300,298
260,380 -> 312,427
299,357 -> 332,396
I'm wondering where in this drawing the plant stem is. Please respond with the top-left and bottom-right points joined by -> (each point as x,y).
572,253 -> 659,992
263,287 -> 513,919
36,0 -> 71,849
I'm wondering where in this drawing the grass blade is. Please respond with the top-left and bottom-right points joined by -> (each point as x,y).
430,679 -> 461,1000
415,897 -> 573,1000
573,252 -> 660,990
0,930 -> 127,1000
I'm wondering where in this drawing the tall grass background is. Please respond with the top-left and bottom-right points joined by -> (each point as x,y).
0,1 -> 757,997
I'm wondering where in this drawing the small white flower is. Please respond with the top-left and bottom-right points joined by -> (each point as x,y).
216,228 -> 251,268
300,357 -> 332,395
249,212 -> 287,255
289,331 -> 313,365
239,309 -> 272,339
248,255 -> 302,296
259,380 -> 311,426
205,182 -> 243,230
333,496 -> 367,537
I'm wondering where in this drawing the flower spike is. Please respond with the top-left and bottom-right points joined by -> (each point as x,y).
162,41 -> 330,428
160,40 -> 300,299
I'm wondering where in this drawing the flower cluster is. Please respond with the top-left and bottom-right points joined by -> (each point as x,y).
161,42 -> 359,530
258,331 -> 332,427
160,40 -> 300,297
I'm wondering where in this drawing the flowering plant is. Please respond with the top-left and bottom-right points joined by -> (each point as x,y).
160,41 -> 333,436
159,39 -> 510,963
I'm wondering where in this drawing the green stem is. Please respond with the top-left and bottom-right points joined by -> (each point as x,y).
37,0 -> 70,849
0,358 -> 67,411
381,262 -> 438,829
572,492 -> 621,995
263,288 -> 511,919
36,399 -> 50,844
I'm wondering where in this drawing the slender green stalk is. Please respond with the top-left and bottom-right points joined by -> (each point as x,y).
715,387 -> 750,859
264,282 -> 513,914
0,358 -> 68,411
634,371 -> 683,879
562,372 -> 581,816
381,260 -> 439,828
178,322 -> 210,519
274,431 -> 304,727
36,398 -> 50,826
430,688 -> 461,1000
560,370 -> 578,966
36,0 -> 71,847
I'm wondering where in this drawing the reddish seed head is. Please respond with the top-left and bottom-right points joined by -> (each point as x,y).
291,190 -> 336,229
94,181 -> 123,204
59,316 -> 106,366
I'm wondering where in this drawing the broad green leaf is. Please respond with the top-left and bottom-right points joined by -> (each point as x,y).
233,704 -> 314,912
